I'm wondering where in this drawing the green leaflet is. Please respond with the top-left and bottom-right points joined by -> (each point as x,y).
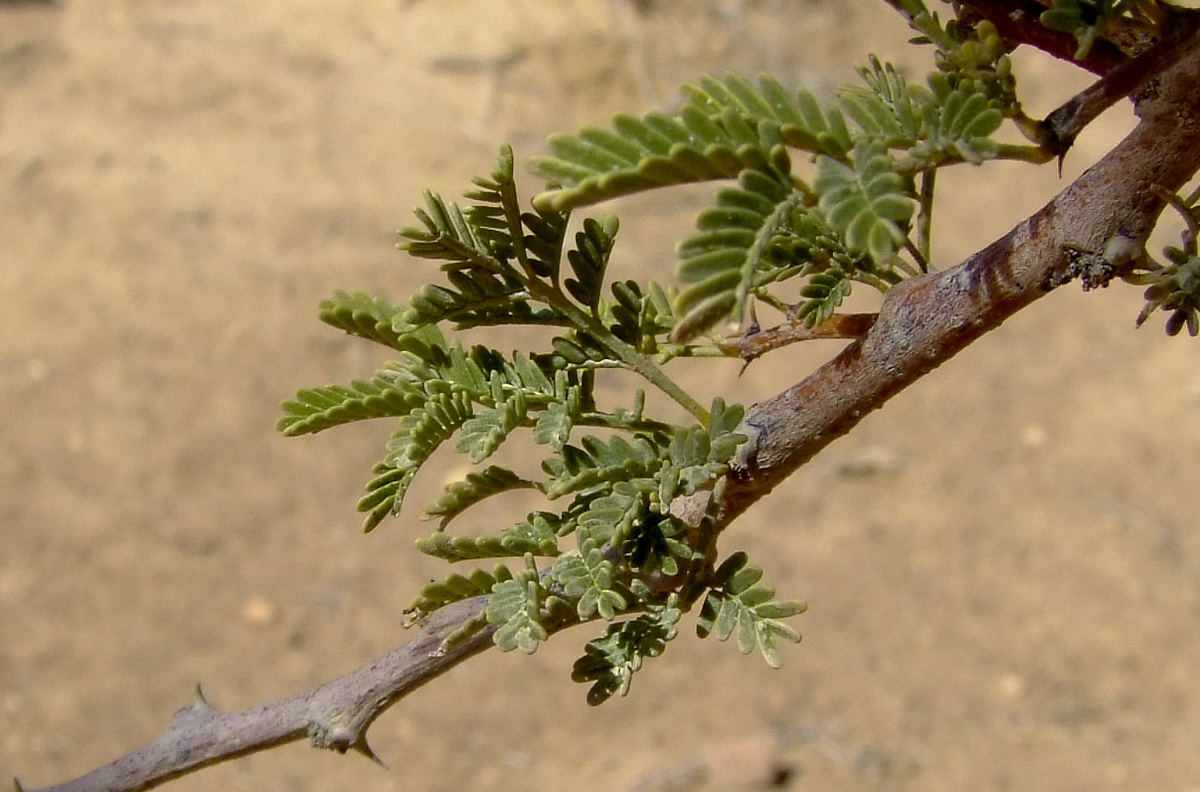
401,188 -> 506,273
416,509 -> 562,563
531,74 -> 817,214
277,327 -> 453,438
532,399 -> 576,452
1138,252 -> 1200,337
798,268 -> 854,326
397,145 -> 575,332
906,81 -> 1004,166
577,478 -> 655,548
401,270 -> 564,332
814,141 -> 913,266
839,57 -> 923,146
604,280 -> 680,353
531,112 -> 747,212
564,216 -> 620,312
683,73 -> 852,160
624,514 -> 692,577
455,392 -> 526,464
415,526 -> 559,562
838,55 -> 1004,167
759,206 -> 874,327
531,72 -> 858,215
1134,192 -> 1200,337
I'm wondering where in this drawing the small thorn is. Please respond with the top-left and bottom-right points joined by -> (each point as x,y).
192,683 -> 216,712
14,777 -> 26,792
353,738 -> 388,769
744,301 -> 761,336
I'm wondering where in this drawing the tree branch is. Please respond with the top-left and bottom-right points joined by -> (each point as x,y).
18,28 -> 1200,792
16,598 -> 496,792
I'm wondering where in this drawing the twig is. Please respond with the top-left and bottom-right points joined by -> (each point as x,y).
17,25 -> 1200,792
1040,8 -> 1200,160
956,0 -> 1200,161
722,313 -> 878,364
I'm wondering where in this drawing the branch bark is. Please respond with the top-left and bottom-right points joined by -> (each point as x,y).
19,26 -> 1200,792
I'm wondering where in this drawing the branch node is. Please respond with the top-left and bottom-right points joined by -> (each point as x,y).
308,715 -> 366,756
1052,234 -> 1147,291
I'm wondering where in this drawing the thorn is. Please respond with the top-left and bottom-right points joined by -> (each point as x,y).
14,777 -> 26,792
744,301 -> 761,337
352,738 -> 389,769
735,303 -> 763,375
192,683 -> 216,712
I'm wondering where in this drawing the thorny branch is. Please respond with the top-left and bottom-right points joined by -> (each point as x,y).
18,15 -> 1200,792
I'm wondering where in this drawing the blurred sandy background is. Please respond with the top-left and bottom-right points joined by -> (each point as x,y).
3,2 -> 1200,790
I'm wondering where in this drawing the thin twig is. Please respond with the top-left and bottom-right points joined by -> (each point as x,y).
1040,8 -> 1200,160
722,313 -> 878,364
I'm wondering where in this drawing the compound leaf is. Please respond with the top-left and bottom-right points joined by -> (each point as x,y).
683,73 -> 852,160
407,564 -> 514,617
697,553 -> 807,668
415,526 -> 559,562
798,268 -> 854,326
542,433 -> 665,500
455,392 -> 526,464
571,597 -> 682,705
277,373 -> 421,436
317,290 -> 410,351
356,388 -> 474,531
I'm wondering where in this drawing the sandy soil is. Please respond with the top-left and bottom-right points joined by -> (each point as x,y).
4,2 -> 1200,791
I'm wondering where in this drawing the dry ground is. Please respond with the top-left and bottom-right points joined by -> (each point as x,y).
3,2 -> 1200,791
